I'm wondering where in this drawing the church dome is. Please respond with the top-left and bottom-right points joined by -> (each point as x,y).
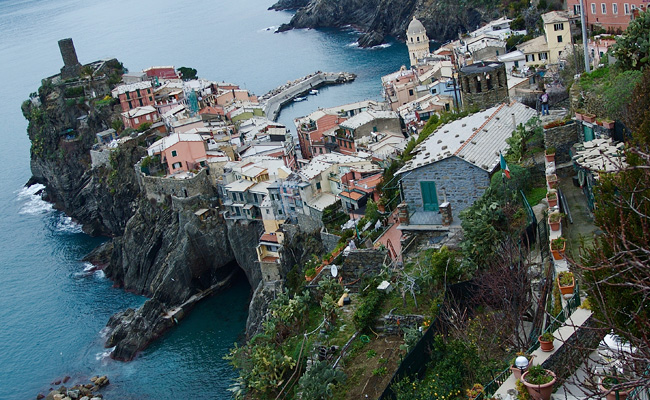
407,16 -> 426,36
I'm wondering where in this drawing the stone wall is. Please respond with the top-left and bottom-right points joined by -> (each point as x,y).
321,230 -> 341,254
576,120 -> 613,143
296,212 -> 324,232
90,148 -> 113,168
382,314 -> 426,335
401,157 -> 491,217
138,167 -> 216,202
460,62 -> 509,110
541,313 -> 601,387
340,249 -> 387,291
544,121 -> 579,164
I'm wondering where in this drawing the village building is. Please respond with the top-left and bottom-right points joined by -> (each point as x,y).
338,171 -> 383,214
566,0 -> 647,31
112,81 -> 155,112
542,11 -> 575,64
147,133 -> 210,175
382,67 -> 420,111
121,105 -> 160,130
143,66 -> 180,81
332,110 -> 402,155
396,102 -> 536,228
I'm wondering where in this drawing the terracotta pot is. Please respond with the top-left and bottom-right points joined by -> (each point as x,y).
600,383 -> 630,400
546,174 -> 558,189
538,336 -> 555,352
557,275 -> 575,295
602,120 -> 615,129
545,153 -> 555,163
378,203 -> 386,212
583,113 -> 597,123
511,365 -> 526,380
522,370 -> 556,400
305,275 -> 314,282
575,112 -> 584,120
546,194 -> 558,208
548,216 -> 561,232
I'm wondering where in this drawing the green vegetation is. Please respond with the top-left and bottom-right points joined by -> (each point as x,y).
297,360 -> 346,399
322,200 -> 349,233
523,366 -> 553,385
612,9 -> 650,70
177,66 -> 198,80
353,285 -> 385,333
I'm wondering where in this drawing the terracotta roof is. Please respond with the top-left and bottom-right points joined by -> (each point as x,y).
339,190 -> 365,201
260,233 -> 279,243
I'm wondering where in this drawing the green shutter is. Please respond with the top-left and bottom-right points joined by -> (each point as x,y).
583,125 -> 594,142
420,181 -> 439,211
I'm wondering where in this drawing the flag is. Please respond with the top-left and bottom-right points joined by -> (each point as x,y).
500,153 -> 511,179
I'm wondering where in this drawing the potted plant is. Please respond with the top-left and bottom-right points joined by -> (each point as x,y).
600,375 -> 633,400
466,383 -> 483,400
546,190 -> 558,208
538,332 -> 555,352
557,271 -> 575,295
548,211 -> 563,231
575,109 -> 585,120
377,197 -> 387,213
601,119 -> 616,129
546,174 -> 558,189
583,113 -> 597,123
521,366 -> 556,400
545,147 -> 556,163
304,267 -> 317,282
510,352 -> 534,380
550,237 -> 566,260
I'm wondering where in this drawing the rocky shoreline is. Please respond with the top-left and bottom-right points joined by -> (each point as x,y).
39,375 -> 109,400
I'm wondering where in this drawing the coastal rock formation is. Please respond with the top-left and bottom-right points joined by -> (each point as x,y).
275,0 -> 494,47
268,0 -> 310,10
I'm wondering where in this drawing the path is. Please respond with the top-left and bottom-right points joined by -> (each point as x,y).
374,209 -> 403,263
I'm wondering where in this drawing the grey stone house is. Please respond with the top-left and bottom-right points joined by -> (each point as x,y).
396,102 -> 536,227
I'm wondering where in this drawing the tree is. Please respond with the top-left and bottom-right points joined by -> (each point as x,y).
177,66 -> 198,80
612,9 -> 650,70
297,360 -> 346,399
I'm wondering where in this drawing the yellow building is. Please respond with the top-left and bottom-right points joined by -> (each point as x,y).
542,11 -> 573,64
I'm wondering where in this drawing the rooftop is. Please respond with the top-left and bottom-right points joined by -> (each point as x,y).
225,179 -> 257,192
122,105 -> 157,119
147,132 -> 204,154
460,61 -> 505,75
306,192 -> 337,212
517,35 -> 548,53
112,81 -> 152,96
339,110 -> 399,130
541,10 -> 572,24
397,102 -> 536,175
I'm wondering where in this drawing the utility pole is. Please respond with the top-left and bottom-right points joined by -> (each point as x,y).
580,0 -> 591,72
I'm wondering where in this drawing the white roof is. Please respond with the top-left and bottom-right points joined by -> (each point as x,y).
249,181 -> 271,194
112,81 -> 152,96
147,133 -> 204,154
498,50 -> 525,62
299,160 -> 332,180
397,102 -> 536,175
225,179 -> 257,192
122,106 -> 157,119
307,193 -> 337,212
542,11 -> 571,24
339,110 -> 398,130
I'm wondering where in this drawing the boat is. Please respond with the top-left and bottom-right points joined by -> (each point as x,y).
294,97 -> 307,102
309,89 -> 318,95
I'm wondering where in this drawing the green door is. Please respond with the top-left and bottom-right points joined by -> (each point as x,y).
420,181 -> 439,211
583,125 -> 594,142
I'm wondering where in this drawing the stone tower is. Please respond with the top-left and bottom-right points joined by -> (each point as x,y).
459,61 -> 509,110
58,38 -> 82,79
406,16 -> 429,68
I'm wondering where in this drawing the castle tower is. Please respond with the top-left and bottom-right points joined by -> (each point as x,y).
58,38 -> 82,79
459,61 -> 509,110
406,16 -> 429,68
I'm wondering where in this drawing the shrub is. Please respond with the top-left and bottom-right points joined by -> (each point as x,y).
297,360 -> 346,399
558,271 -> 574,286
539,332 -> 554,342
353,289 -> 385,332
524,365 -> 554,385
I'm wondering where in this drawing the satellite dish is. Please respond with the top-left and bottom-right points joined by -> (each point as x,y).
331,265 -> 338,278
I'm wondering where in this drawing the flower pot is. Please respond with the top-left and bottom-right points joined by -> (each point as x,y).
602,120 -> 615,129
522,370 -> 556,400
305,275 -> 314,282
545,153 -> 556,163
548,217 -> 561,232
546,174 -> 558,189
600,383 -> 631,400
557,275 -> 575,295
546,194 -> 558,208
575,112 -> 584,120
550,239 -> 566,260
378,203 -> 386,212
583,113 -> 597,123
511,365 -> 527,380
538,336 -> 555,352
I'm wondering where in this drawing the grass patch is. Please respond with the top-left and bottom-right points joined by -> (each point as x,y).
525,186 -> 547,206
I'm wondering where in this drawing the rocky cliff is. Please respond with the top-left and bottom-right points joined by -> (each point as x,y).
275,0 -> 499,47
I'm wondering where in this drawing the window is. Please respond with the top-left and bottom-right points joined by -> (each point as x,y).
128,101 -> 132,109
573,4 -> 582,15
134,117 -> 139,124
557,35 -> 563,43
147,89 -> 151,94
591,3 -> 597,14
526,54 -> 535,62
136,89 -> 141,96
266,209 -> 270,215
601,3 -> 607,13
408,89 -> 414,96
624,3 -> 630,14
416,36 -> 420,42
613,3 -> 618,13
540,52 -> 548,60
554,23 -> 564,31
172,162 -> 182,169
146,114 -> 151,120
239,193 -> 244,202
171,150 -> 177,157
631,4 -> 636,10
316,182 -> 321,190
126,92 -> 130,99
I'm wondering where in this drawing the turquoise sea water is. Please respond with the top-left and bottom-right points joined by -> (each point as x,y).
0,0 -> 407,398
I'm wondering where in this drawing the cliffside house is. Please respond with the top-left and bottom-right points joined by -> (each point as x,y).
333,110 -> 402,155
565,0 -> 646,32
112,81 -> 155,112
396,102 -> 536,228
143,66 -> 180,80
121,105 -> 160,130
95,128 -> 118,145
147,133 -> 209,175
338,171 -> 383,214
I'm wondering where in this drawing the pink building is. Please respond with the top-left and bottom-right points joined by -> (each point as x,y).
148,133 -> 208,174
112,81 -> 155,112
121,106 -> 159,130
143,66 -> 180,80
215,89 -> 259,106
566,0 -> 647,31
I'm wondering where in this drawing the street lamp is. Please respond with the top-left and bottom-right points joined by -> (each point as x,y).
515,355 -> 530,377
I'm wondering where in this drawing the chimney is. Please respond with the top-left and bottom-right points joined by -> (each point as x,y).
511,112 -> 517,131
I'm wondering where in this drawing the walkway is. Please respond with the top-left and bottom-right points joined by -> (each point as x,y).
374,209 -> 403,263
